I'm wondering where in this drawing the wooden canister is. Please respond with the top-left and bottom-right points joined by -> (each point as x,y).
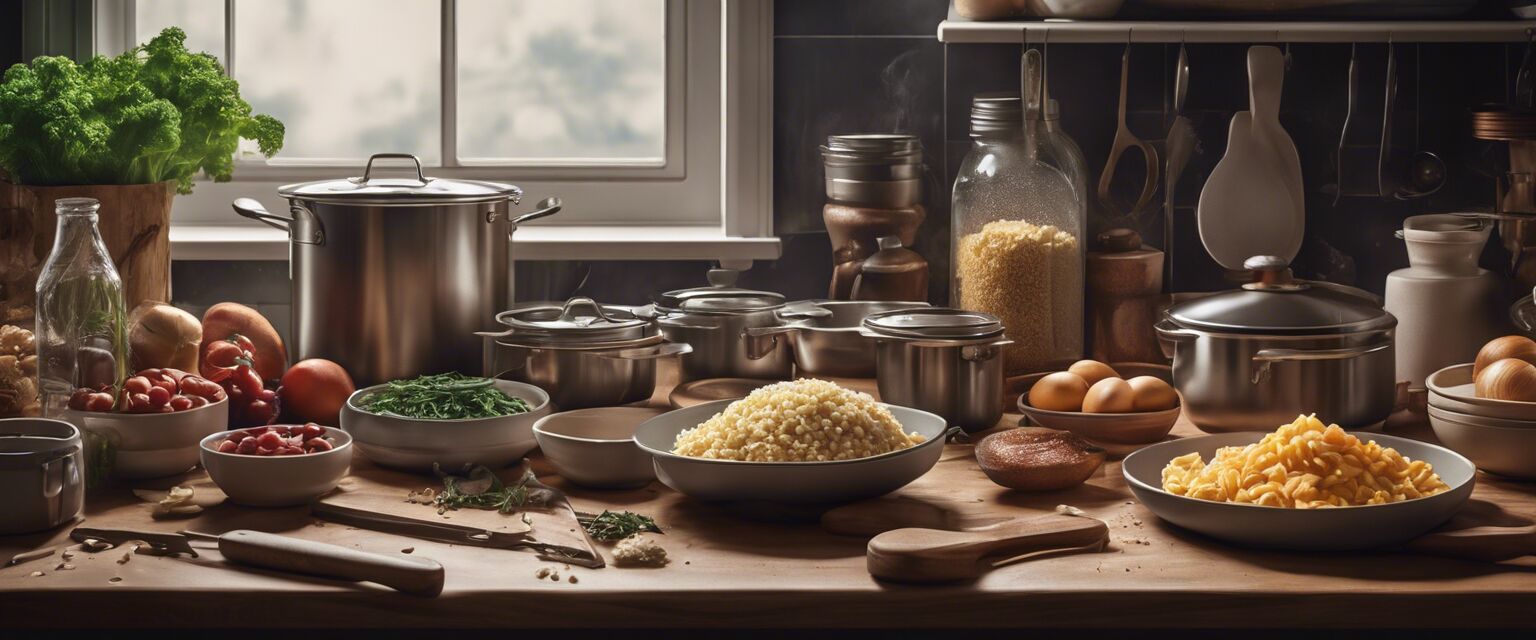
1086,228 -> 1165,363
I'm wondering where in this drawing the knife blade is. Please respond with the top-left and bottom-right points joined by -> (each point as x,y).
71,527 -> 198,556
311,501 -> 605,568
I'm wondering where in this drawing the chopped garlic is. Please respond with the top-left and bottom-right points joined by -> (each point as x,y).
612,535 -> 669,568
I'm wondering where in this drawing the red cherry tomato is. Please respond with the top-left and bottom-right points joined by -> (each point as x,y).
147,386 -> 171,407
84,393 -> 115,412
217,440 -> 238,453
68,388 -> 92,410
169,395 -> 193,411
305,438 -> 333,453
236,438 -> 258,455
232,366 -> 263,399
124,376 -> 152,395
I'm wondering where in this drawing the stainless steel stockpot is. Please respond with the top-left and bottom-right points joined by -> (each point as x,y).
0,418 -> 83,535
233,153 -> 561,386
1155,256 -> 1397,433
481,298 -> 690,409
745,300 -> 930,378
643,269 -> 792,382
861,308 -> 1013,432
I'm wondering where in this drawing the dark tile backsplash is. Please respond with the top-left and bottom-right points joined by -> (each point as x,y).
169,1 -> 1530,331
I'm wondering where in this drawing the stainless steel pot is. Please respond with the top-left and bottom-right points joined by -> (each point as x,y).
480,298 -> 690,409
232,153 -> 560,386
645,269 -> 792,382
1155,256 -> 1398,433
745,300 -> 929,378
861,308 -> 1013,432
0,418 -> 83,535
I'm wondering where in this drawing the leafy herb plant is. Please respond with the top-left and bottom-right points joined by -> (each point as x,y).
360,372 -> 530,420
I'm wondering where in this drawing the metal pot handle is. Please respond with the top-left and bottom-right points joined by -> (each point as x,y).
960,339 -> 1015,362
232,198 -> 324,245
491,197 -> 563,226
1250,342 -> 1392,384
743,326 -> 796,361
352,153 -> 430,187
592,343 -> 694,361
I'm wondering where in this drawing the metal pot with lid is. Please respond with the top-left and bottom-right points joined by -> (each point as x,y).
1155,255 -> 1398,433
232,153 -> 561,386
644,268 -> 793,382
860,308 -> 1014,432
742,300 -> 929,378
480,297 -> 690,410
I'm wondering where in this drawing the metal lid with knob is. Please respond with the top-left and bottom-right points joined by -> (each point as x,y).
1165,255 -> 1395,335
481,297 -> 655,346
278,153 -> 524,206
652,268 -> 786,314
861,307 -> 1005,341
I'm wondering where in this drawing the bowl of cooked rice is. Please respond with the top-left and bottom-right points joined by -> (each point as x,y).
1122,414 -> 1475,550
633,379 -> 952,504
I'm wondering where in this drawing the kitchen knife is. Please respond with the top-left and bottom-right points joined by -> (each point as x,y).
311,502 -> 604,568
69,527 -> 445,597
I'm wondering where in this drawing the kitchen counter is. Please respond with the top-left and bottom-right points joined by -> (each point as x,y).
3,372 -> 1535,630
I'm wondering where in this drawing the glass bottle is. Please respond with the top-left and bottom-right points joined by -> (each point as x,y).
951,73 -> 1087,374
35,198 -> 127,417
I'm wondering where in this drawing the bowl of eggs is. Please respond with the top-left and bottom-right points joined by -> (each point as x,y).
1423,335 -> 1536,478
1017,360 -> 1181,446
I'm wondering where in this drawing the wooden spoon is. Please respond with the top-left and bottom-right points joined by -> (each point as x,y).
1401,524 -> 1536,562
821,497 -> 1010,536
867,513 -> 1108,583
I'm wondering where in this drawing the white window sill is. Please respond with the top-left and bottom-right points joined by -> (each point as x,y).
169,225 -> 783,262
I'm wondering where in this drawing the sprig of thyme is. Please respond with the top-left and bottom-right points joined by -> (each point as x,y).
431,465 -> 536,514
579,511 -> 662,541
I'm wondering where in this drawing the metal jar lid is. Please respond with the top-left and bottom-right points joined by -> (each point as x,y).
278,153 -> 523,206
862,307 -> 1005,340
488,297 -> 653,346
653,269 -> 785,315
969,93 -> 1025,137
1165,256 -> 1396,335
820,134 -> 923,168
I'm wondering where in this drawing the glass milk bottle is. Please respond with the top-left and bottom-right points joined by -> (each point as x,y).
35,198 -> 127,416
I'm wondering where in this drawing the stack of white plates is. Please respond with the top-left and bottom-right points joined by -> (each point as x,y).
1424,363 -> 1536,479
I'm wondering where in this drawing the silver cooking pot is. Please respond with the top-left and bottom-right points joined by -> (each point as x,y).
232,153 -> 561,386
641,268 -> 792,382
0,418 -> 83,535
1155,256 -> 1397,433
745,300 -> 930,378
860,308 -> 1013,432
480,297 -> 690,409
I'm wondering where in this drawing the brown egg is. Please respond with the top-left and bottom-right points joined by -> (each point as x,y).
1474,336 -> 1536,377
1081,378 -> 1136,414
1475,358 -> 1536,402
1067,360 -> 1120,387
1027,372 -> 1090,412
1126,376 -> 1179,412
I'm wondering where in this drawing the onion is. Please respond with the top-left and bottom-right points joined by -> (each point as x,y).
128,302 -> 202,372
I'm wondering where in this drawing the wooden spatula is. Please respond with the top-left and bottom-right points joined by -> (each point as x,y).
867,513 -> 1108,584
1401,525 -> 1536,562
821,497 -> 1009,537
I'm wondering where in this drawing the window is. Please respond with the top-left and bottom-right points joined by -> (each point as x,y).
98,0 -> 776,261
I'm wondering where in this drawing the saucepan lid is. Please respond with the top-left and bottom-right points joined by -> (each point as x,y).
1166,256 -> 1395,335
488,298 -> 652,345
862,307 -> 1004,340
0,419 -> 80,470
653,269 -> 785,314
279,153 -> 522,206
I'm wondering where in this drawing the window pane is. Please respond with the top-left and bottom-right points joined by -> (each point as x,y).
135,0 -> 225,64
456,0 -> 666,163
233,0 -> 441,163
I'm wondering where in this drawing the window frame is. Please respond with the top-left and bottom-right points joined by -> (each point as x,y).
91,0 -> 778,261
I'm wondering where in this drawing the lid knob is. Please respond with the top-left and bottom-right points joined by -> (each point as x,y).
1242,255 -> 1304,291
706,268 -> 740,288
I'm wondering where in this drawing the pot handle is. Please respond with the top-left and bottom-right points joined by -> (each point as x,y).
743,326 -> 796,361
493,197 -> 563,227
353,152 -> 430,187
593,343 -> 694,361
232,198 -> 324,245
961,339 -> 1015,362
1250,342 -> 1392,384
1153,318 -> 1198,359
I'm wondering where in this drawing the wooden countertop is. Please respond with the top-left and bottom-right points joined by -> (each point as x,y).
3,372 -> 1535,630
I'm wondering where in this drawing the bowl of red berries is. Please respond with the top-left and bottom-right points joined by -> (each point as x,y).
199,424 -> 352,507
59,368 -> 230,480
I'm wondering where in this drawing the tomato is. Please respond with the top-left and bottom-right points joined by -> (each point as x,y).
279,359 -> 356,427
216,440 -> 238,453
305,438 -> 333,453
85,393 -> 115,412
147,385 -> 171,408
236,438 -> 258,455
123,376 -> 152,395
231,365 -> 263,400
255,431 -> 283,449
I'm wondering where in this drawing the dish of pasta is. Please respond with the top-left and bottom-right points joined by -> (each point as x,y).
1160,414 -> 1451,508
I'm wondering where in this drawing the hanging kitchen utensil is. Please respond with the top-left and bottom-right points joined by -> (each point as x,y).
1163,37 -> 1197,288
1098,37 -> 1160,218
1335,43 -> 1383,203
69,527 -> 446,597
1380,42 -> 1446,200
865,513 -> 1108,583
1247,46 -> 1305,227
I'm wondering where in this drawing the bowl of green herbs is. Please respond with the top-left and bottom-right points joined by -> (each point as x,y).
340,373 -> 550,473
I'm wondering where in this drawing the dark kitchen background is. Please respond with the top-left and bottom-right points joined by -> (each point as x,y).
2,0 -> 1525,343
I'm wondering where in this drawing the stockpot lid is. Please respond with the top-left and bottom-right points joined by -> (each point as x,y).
278,153 -> 522,206
492,297 -> 652,345
862,307 -> 1005,340
0,419 -> 80,471
653,269 -> 785,314
1166,256 -> 1396,335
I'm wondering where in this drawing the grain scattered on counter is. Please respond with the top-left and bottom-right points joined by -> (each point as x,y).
568,575 -> 578,584
401,547 -> 414,554
28,571 -> 43,578
108,576 -> 122,583
612,534 -> 669,568
535,567 -> 550,580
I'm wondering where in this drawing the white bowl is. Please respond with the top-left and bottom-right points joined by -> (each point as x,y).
1427,405 -> 1536,479
1425,363 -> 1536,422
340,379 -> 550,473
61,396 -> 229,479
634,400 -> 953,504
1123,432 -> 1475,550
533,407 -> 665,489
199,427 -> 353,507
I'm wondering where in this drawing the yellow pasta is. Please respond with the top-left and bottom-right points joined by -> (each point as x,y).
1161,414 -> 1450,508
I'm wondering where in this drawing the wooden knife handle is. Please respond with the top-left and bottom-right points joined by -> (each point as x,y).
1402,525 -> 1536,563
217,530 -> 446,597
867,514 -> 1107,584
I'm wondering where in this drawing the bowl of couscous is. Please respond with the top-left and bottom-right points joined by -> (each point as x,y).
632,379 -> 953,504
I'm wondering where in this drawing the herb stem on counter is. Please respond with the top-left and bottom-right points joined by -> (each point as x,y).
579,511 -> 662,541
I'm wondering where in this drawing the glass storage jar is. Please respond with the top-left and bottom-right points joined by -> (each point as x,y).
951,90 -> 1087,374
35,198 -> 127,417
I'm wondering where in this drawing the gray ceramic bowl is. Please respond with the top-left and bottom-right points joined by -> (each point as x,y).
634,399 -> 952,504
61,396 -> 229,479
1427,405 -> 1536,479
340,379 -> 550,473
1123,432 -> 1475,550
1425,363 -> 1536,422
199,427 -> 353,507
533,407 -> 665,489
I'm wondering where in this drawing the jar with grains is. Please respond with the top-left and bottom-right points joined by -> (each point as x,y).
951,88 -> 1087,374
